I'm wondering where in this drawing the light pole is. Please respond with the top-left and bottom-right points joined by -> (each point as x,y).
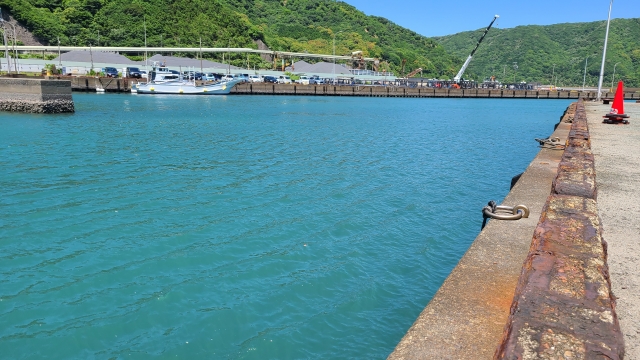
513,62 -> 518,84
552,64 -> 555,87
597,0 -> 613,100
582,55 -> 591,91
611,62 -> 620,90
332,31 -> 341,82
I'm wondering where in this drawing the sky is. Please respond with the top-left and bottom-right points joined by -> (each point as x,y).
341,0 -> 640,37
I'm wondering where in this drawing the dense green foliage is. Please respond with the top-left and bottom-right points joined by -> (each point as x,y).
434,18 -> 640,87
0,0 -> 463,77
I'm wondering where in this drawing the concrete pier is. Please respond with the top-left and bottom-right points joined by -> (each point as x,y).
389,101 -> 631,359
585,102 -> 640,359
0,78 -> 74,113
388,104 -> 575,359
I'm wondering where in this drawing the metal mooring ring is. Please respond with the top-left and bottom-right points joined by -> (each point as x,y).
482,202 -> 530,221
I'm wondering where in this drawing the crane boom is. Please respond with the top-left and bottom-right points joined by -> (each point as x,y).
453,15 -> 499,83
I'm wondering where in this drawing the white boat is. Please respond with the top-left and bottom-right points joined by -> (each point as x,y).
132,62 -> 241,95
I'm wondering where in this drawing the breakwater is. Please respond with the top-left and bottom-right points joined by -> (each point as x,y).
0,78 -> 74,113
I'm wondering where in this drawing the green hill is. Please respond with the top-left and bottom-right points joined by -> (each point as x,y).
434,18 -> 640,87
0,0 -> 463,78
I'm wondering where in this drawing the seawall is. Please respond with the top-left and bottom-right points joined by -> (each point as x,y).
231,83 -> 640,100
0,78 -> 74,113
388,100 -> 623,358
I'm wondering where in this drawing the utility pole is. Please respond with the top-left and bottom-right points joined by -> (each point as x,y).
89,43 -> 94,75
1,23 -> 10,74
58,37 -> 61,69
332,31 -> 341,80
582,56 -> 590,91
199,36 -> 202,75
552,64 -> 555,86
611,62 -> 619,90
513,62 -> 518,84
143,15 -> 147,67
596,0 -> 613,101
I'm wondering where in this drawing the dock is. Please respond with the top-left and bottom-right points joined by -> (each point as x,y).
232,83 -> 639,100
43,76 -> 640,100
388,101 -> 638,359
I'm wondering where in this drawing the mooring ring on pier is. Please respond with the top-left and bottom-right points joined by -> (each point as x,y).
534,137 -> 565,150
482,201 -> 530,221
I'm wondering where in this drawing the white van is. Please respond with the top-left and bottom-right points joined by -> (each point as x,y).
278,75 -> 292,84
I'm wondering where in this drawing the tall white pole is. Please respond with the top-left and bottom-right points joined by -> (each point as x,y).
597,0 -> 613,100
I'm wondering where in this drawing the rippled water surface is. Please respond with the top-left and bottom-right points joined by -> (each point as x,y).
0,94 -> 571,359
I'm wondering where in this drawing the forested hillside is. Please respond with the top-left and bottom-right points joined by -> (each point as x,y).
0,0 -> 463,78
434,18 -> 640,87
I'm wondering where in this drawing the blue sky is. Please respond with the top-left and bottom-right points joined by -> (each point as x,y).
341,0 -> 640,37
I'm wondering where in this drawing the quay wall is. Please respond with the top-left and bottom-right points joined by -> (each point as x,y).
231,83 -> 640,100
388,101 -> 623,359
36,78 -> 640,101
495,100 -> 624,359
0,78 -> 74,113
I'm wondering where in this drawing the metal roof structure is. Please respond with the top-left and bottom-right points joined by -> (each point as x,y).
13,46 -> 377,62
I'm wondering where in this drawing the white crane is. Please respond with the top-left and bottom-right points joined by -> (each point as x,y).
453,15 -> 499,83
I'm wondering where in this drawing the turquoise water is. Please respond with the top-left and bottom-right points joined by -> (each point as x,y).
0,94 -> 571,359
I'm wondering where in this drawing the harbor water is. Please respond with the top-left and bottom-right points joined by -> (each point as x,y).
0,94 -> 571,359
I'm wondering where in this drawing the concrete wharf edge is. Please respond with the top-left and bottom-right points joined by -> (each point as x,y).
42,76 -> 640,100
495,101 -> 623,359
389,101 -> 623,359
388,103 -> 575,359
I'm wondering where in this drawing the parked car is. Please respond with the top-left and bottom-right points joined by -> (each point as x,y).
125,67 -> 142,78
296,76 -> 310,85
204,73 -> 222,81
248,75 -> 262,83
234,74 -> 248,83
183,71 -> 204,80
309,75 -> 324,85
263,76 -> 278,83
140,70 -> 148,80
104,67 -> 119,78
278,75 -> 292,84
222,74 -> 234,82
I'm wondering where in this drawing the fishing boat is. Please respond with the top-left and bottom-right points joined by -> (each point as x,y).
132,62 -> 241,95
